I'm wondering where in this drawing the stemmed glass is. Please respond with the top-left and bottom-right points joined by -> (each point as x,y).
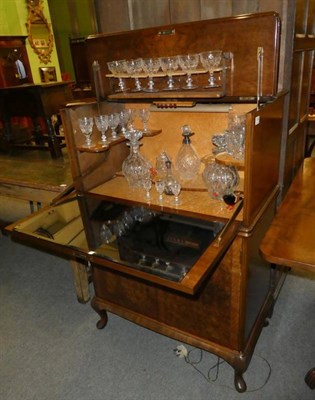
108,113 -> 120,140
139,108 -> 150,135
199,51 -> 222,88
94,115 -> 109,144
171,181 -> 181,206
160,56 -> 179,90
127,109 -> 137,131
125,58 -> 143,92
226,111 -> 246,160
155,179 -> 165,203
107,60 -> 128,92
78,117 -> 94,147
99,223 -> 114,244
119,110 -> 130,136
141,58 -> 161,92
143,178 -> 152,201
178,54 -> 199,90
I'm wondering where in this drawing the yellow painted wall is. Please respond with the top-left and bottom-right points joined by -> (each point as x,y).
0,0 -> 61,83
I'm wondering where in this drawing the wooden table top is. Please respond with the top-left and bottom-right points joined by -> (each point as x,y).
0,81 -> 73,91
0,149 -> 72,204
260,157 -> 315,273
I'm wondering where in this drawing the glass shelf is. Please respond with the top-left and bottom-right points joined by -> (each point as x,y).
76,136 -> 126,153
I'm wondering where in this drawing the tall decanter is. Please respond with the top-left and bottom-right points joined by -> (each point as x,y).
122,130 -> 152,188
175,125 -> 201,182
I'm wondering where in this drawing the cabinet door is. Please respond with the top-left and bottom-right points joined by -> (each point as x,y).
243,94 -> 285,227
7,198 -> 89,262
8,196 -> 241,295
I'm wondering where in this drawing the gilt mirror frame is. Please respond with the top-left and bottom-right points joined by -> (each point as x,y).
26,0 -> 54,64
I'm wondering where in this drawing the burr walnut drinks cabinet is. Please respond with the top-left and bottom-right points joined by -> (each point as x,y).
9,13 -> 288,392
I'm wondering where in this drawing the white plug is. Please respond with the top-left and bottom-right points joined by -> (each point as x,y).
174,344 -> 188,358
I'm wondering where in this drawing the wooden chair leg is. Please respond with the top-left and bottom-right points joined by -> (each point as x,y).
69,258 -> 90,303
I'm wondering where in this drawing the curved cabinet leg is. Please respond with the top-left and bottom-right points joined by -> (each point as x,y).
305,367 -> 315,390
91,297 -> 108,329
234,372 -> 247,393
96,313 -> 108,329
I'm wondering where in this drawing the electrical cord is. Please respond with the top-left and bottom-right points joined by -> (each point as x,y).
174,345 -> 272,392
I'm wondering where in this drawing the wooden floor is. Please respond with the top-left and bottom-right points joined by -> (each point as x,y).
0,147 -> 73,225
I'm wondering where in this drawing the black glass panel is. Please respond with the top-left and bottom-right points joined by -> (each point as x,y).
91,201 -> 225,282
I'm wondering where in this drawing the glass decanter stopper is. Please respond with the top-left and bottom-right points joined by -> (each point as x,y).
164,160 -> 175,195
175,125 -> 201,182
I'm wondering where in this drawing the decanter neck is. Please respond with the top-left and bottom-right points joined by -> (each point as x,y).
181,124 -> 194,144
129,142 -> 140,153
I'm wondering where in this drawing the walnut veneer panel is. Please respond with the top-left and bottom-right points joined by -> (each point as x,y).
86,12 -> 280,99
93,235 -> 243,352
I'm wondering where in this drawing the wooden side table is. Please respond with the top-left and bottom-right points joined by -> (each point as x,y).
260,157 -> 315,390
0,82 -> 73,158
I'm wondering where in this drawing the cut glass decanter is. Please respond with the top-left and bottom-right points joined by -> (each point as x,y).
122,130 -> 152,188
175,125 -> 201,182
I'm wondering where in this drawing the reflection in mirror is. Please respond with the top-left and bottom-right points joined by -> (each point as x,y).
7,49 -> 27,79
26,0 -> 54,64
0,37 -> 31,87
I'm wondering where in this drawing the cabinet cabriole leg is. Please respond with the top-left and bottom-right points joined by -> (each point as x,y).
91,297 -> 108,329
234,372 -> 247,393
96,314 -> 108,329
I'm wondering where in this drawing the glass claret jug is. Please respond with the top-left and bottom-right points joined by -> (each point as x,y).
175,125 -> 201,182
202,155 -> 239,200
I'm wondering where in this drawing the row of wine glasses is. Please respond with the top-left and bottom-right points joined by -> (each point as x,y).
107,50 -> 223,93
78,108 -> 152,147
141,177 -> 181,206
78,114 -> 120,146
100,206 -> 156,243
154,179 -> 181,206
